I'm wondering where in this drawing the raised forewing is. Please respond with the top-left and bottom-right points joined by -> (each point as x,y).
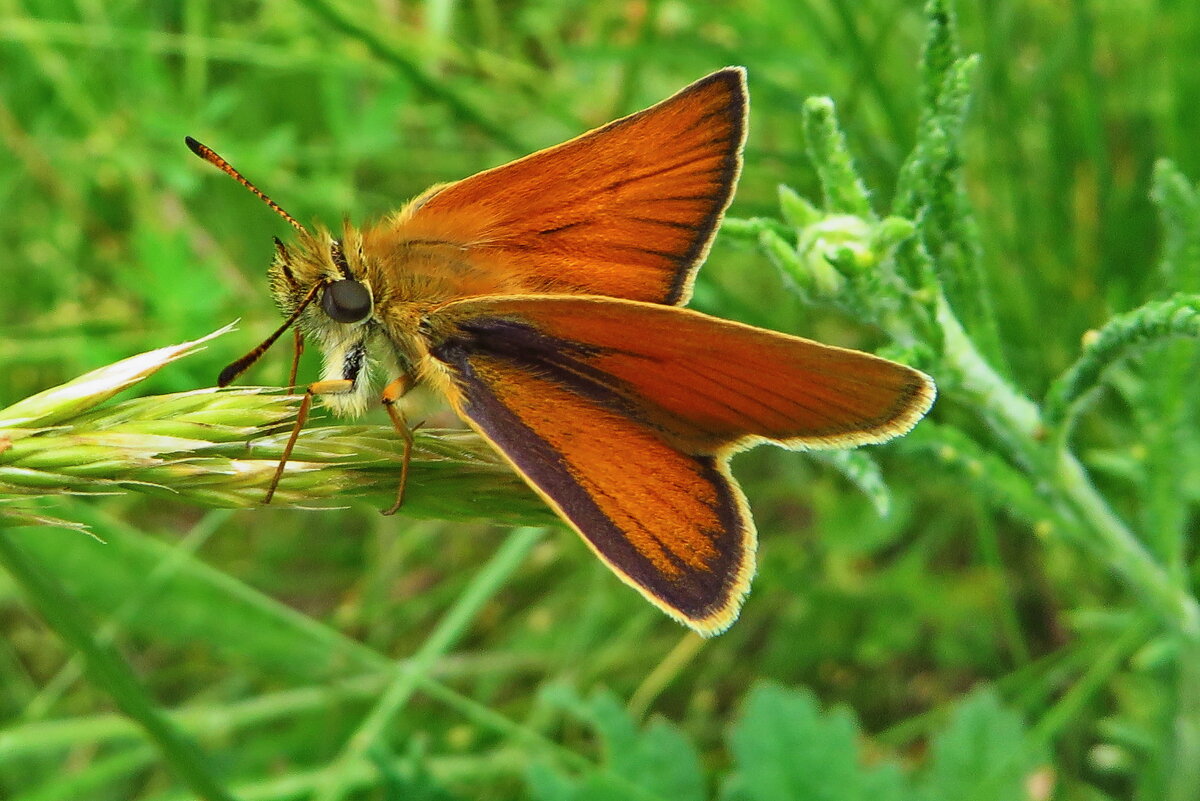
382,68 -> 747,306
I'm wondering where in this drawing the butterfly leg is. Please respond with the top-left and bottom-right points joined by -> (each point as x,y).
286,326 -> 305,389
381,373 -> 417,516
264,378 -> 354,505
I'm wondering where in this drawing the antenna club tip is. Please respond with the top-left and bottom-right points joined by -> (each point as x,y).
217,364 -> 240,387
184,134 -> 307,234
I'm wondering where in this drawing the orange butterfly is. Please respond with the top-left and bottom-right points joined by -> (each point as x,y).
188,68 -> 934,635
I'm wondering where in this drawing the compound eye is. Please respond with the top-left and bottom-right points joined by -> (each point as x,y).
321,279 -> 372,323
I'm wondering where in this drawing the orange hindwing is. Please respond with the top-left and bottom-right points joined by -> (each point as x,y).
421,296 -> 935,633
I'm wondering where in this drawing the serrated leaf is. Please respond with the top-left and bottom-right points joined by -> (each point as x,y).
724,682 -> 911,801
917,689 -> 1046,801
530,687 -> 704,801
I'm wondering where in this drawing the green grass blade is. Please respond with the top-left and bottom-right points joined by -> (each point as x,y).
0,533 -> 238,801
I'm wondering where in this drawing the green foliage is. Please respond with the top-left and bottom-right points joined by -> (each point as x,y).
1152,160 -> 1200,290
1043,293 -> 1200,431
737,4 -> 1200,800
726,684 -> 902,801
808,449 -> 891,517
916,689 -> 1047,801
522,683 -> 1044,801
528,687 -> 704,801
3,1 -> 1200,800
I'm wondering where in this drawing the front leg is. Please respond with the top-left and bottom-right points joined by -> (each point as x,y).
265,378 -> 356,505
381,372 -> 417,516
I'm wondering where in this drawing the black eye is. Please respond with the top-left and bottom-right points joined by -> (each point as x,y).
321,279 -> 372,323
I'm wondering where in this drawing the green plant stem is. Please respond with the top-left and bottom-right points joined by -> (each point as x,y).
1030,620 -> 1146,743
937,294 -> 1200,639
416,675 -> 594,772
1056,451 -> 1200,638
29,745 -> 158,801
146,750 -> 531,801
312,526 -> 544,801
0,532 -> 239,801
936,293 -> 1040,437
1170,639 -> 1200,801
971,501 -> 1031,665
21,509 -> 232,722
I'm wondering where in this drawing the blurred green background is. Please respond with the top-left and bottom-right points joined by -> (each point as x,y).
2,1 -> 1198,799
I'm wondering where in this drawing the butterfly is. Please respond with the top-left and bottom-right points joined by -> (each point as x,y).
187,68 -> 934,635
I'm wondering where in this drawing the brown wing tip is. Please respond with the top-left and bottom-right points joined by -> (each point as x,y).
755,364 -> 936,454
666,67 -> 750,305
676,67 -> 747,121
830,365 -> 937,449
619,455 -> 759,638
847,365 -> 938,447
890,367 -> 937,437
713,66 -> 748,118
636,553 -> 755,637
691,66 -> 748,126
674,586 -> 751,637
701,65 -> 748,90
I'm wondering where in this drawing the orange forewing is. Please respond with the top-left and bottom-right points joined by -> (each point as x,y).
422,296 -> 934,632
375,68 -> 747,306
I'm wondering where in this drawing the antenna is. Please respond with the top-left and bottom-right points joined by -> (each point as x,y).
185,136 -> 307,235
217,281 -> 324,387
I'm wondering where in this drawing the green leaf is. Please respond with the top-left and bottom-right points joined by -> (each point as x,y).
529,687 -> 704,801
724,685 -> 1043,801
802,97 -> 874,220
0,534 -> 238,801
10,502 -> 389,681
778,184 -> 822,229
917,0 -> 960,121
1151,159 -> 1200,291
724,682 -> 910,801
917,689 -> 1046,801
1043,293 -> 1200,431
890,3 -> 1003,365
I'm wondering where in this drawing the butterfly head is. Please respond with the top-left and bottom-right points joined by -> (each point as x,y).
265,226 -> 397,417
268,227 -> 375,330
185,137 -> 390,404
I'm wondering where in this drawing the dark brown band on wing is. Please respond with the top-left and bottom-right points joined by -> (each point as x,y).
448,317 -> 626,410
660,69 -> 745,304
